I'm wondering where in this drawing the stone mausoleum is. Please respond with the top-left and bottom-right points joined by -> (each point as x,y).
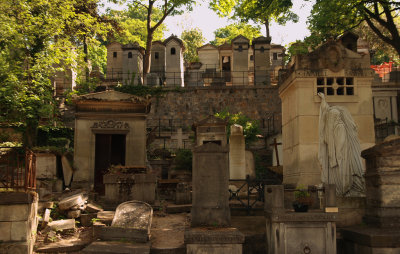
72,90 -> 150,192
279,33 -> 376,187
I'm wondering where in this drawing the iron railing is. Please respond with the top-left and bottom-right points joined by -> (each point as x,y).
103,69 -> 281,87
374,118 -> 399,142
0,147 -> 36,191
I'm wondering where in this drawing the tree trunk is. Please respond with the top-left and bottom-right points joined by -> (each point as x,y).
265,20 -> 270,38
83,35 -> 89,83
143,32 -> 153,76
24,119 -> 38,148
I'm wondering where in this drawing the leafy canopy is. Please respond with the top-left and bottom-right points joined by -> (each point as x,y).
181,28 -> 206,63
307,0 -> 400,57
215,109 -> 260,146
211,23 -> 261,46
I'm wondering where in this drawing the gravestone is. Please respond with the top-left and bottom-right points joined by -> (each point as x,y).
192,115 -> 227,146
231,35 -> 250,86
191,142 -> 230,226
186,135 -> 245,254
229,124 -> 246,179
94,201 -> 152,243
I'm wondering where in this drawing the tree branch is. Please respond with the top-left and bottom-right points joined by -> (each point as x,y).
132,0 -> 149,10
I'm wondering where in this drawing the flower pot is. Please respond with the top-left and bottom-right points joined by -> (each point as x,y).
292,202 -> 309,212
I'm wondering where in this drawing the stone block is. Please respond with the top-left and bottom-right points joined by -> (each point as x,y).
94,225 -> 149,243
81,241 -> 150,254
0,221 -> 11,241
97,211 -> 115,225
0,242 -> 30,254
11,221 -> 28,241
58,193 -> 86,211
68,210 -> 81,219
0,192 -> 35,205
42,209 -> 51,228
166,204 -> 192,214
0,204 -> 29,221
47,219 -> 75,231
186,244 -> 242,254
86,203 -> 103,213
80,213 -> 97,227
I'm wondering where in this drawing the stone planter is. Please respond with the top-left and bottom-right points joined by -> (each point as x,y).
103,173 -> 157,204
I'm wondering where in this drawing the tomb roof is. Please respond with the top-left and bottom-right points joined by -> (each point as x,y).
253,36 -> 271,44
152,40 -> 166,47
164,34 -> 185,50
231,35 -> 250,44
74,90 -> 150,104
192,115 -> 228,129
197,43 -> 218,51
218,43 -> 232,50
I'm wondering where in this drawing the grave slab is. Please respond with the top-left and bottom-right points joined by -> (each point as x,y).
81,241 -> 150,254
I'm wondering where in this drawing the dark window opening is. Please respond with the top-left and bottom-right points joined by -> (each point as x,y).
327,87 -> 334,95
337,77 -> 344,85
155,52 -> 159,59
128,52 -> 132,58
346,78 -> 354,85
337,87 -> 344,95
327,78 -> 334,86
260,47 -> 264,53
346,87 -> 354,95
250,55 -> 254,61
113,52 -> 117,58
171,47 -> 176,55
317,78 -> 324,86
238,45 -> 243,52
273,53 -> 278,60
317,87 -> 324,94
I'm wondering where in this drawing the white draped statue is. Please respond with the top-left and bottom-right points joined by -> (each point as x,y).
317,92 -> 365,196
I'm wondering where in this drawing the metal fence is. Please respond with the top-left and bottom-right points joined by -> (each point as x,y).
104,69 -> 281,87
374,118 -> 399,142
0,147 -> 36,191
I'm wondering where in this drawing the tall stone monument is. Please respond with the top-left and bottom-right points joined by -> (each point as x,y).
186,116 -> 244,254
279,33 -> 375,187
229,124 -> 246,179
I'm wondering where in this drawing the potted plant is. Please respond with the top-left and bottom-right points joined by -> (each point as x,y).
293,185 -> 313,212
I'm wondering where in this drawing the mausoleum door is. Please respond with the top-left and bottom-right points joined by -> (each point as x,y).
94,134 -> 126,194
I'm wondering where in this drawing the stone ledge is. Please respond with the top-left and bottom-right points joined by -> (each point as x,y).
184,228 -> 245,244
0,192 -> 37,205
265,211 -> 338,222
341,226 -> 400,248
93,224 -> 149,243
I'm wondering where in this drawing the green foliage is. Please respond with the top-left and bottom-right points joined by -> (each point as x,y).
181,28 -> 206,63
37,126 -> 74,147
210,0 -> 298,37
173,149 -> 193,171
294,185 -> 310,200
211,23 -> 261,46
215,109 -> 260,146
307,0 -> 400,56
106,5 -> 166,46
114,84 -> 166,98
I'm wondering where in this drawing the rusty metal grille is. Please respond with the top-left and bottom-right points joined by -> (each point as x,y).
0,147 -> 36,191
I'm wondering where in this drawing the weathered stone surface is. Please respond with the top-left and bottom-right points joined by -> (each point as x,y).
184,228 -> 245,244
67,210 -> 81,219
80,213 -> 97,227
82,241 -> 150,254
58,193 -> 86,211
97,211 -> 115,225
0,222 -> 11,241
93,225 -> 149,243
35,153 -> 57,179
229,124 -> 246,180
0,242 -> 30,254
11,221 -> 28,241
47,219 -> 75,231
111,201 -> 152,233
186,244 -> 242,254
41,209 -> 51,228
341,226 -> 400,248
0,204 -> 29,221
175,182 -> 191,205
166,204 -> 192,214
132,174 -> 157,204
86,203 -> 103,213
191,143 -> 230,227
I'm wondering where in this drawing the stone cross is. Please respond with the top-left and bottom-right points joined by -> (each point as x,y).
171,128 -> 189,149
269,138 -> 282,166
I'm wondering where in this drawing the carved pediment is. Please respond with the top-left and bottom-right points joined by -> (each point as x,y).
91,120 -> 130,129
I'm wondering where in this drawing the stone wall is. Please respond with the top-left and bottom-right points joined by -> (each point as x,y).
0,192 -> 38,254
148,86 -> 281,130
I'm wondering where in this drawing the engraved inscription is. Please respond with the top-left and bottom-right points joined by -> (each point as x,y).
91,120 -> 130,129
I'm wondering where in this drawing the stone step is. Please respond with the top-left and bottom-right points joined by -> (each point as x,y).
35,239 -> 89,253
81,241 -> 150,254
150,246 -> 186,254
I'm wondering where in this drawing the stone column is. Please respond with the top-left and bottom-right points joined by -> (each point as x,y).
229,124 -> 246,179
